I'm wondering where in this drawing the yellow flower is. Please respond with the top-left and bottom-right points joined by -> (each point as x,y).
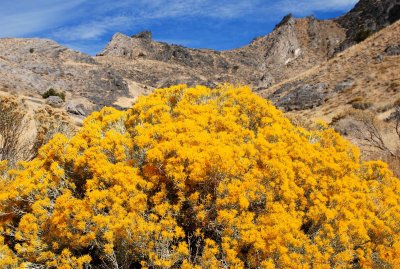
0,84 -> 399,268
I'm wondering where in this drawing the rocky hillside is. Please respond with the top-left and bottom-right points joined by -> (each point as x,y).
0,38 -> 131,113
336,0 -> 400,51
259,19 -> 400,175
0,0 -> 398,117
96,16 -> 345,92
260,20 -> 400,122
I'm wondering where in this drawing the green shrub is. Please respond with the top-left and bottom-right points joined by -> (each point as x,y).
352,101 -> 373,110
355,29 -> 373,43
41,88 -> 65,101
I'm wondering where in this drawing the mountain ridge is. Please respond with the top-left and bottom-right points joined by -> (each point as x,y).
0,0 -> 398,117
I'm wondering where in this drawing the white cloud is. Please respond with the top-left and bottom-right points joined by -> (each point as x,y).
277,0 -> 358,15
52,16 -> 131,41
50,0 -> 358,43
50,0 -> 271,43
0,0 -> 87,37
0,0 -> 359,53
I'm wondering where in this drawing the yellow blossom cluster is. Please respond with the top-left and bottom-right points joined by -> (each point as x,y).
0,84 -> 399,268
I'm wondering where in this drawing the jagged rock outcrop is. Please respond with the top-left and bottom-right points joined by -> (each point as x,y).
237,15 -> 345,88
132,30 -> 152,40
97,32 -> 263,89
259,19 -> 400,122
66,102 -> 86,116
271,83 -> 328,111
336,0 -> 400,50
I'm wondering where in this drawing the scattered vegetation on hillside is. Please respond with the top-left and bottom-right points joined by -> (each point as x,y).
0,85 -> 399,268
333,108 -> 400,177
0,96 -> 74,166
0,96 -> 31,163
354,29 -> 373,43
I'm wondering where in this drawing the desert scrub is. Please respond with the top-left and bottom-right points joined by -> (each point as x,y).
42,88 -> 66,101
348,97 -> 373,110
352,101 -> 373,110
0,95 -> 74,165
0,85 -> 399,268
355,29 -> 373,43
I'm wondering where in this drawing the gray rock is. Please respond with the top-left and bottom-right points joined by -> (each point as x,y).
275,14 -> 295,29
132,30 -> 152,40
69,52 -> 97,64
276,83 -> 328,111
45,96 -> 64,108
258,74 -> 275,89
335,78 -> 355,92
385,44 -> 400,56
385,107 -> 400,122
374,54 -> 384,63
0,38 -> 131,109
66,102 -> 86,116
352,101 -> 372,110
333,117 -> 359,136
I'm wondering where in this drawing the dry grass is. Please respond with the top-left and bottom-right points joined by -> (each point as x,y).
0,93 -> 76,165
260,20 -> 400,121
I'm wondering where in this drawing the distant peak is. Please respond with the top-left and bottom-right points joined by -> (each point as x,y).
275,13 -> 295,29
132,30 -> 152,40
110,32 -> 130,40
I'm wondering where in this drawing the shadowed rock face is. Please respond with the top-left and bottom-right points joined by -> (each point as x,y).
270,83 -> 328,111
385,44 -> 400,56
336,0 -> 400,50
389,4 -> 400,23
258,18 -> 400,124
132,30 -> 152,40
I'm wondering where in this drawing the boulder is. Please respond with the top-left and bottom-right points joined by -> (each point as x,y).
276,83 -> 328,111
335,78 -> 355,92
66,102 -> 86,116
385,44 -> 400,56
374,54 -> 384,63
45,96 -> 64,108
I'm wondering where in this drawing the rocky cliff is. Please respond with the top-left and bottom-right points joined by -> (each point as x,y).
336,0 -> 400,50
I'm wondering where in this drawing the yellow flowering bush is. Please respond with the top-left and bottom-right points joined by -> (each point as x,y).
0,85 -> 399,268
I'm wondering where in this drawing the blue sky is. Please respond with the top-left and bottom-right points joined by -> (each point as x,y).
0,0 -> 358,55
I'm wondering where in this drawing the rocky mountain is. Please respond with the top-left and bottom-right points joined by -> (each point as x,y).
336,0 -> 400,50
0,0 -> 398,119
0,38 -> 130,112
96,15 -> 345,92
260,19 -> 400,120
258,19 -> 400,175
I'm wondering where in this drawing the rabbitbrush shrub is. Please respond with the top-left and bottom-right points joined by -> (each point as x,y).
0,85 -> 399,268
